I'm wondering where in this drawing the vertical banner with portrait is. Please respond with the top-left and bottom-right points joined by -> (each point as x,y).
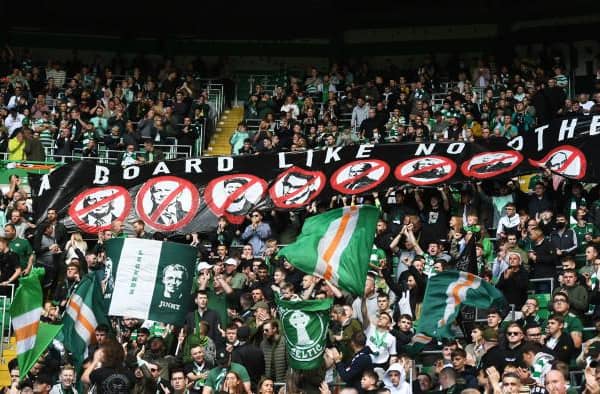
105,238 -> 196,325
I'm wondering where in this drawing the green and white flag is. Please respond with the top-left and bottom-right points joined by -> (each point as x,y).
62,274 -> 109,368
10,268 -> 62,379
275,295 -> 332,370
418,270 -> 507,339
279,205 -> 379,295
105,238 -> 196,325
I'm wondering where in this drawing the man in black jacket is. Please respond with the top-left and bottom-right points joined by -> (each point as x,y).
544,314 -> 575,363
496,252 -> 528,310
0,236 -> 21,291
528,226 -> 558,280
327,332 -> 373,391
479,327 -> 506,373
231,326 -> 264,388
358,108 -> 384,141
185,291 -> 221,341
45,208 -> 67,250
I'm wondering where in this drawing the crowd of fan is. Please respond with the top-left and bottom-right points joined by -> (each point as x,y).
232,58 -> 600,155
0,46 -> 212,166
1,49 -> 600,394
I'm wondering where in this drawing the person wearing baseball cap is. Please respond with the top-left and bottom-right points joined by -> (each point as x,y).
480,327 -> 507,373
224,258 -> 245,290
203,351 -> 251,394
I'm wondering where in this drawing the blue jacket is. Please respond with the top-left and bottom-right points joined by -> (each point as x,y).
336,347 -> 373,390
240,222 -> 272,254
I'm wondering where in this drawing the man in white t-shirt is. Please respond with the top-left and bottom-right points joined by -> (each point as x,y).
365,312 -> 397,368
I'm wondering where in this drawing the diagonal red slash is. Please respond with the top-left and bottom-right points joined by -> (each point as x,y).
149,184 -> 186,223
554,151 -> 579,174
75,190 -> 125,218
406,160 -> 449,177
220,178 -> 256,212
278,175 -> 319,204
338,163 -> 384,188
470,154 -> 514,173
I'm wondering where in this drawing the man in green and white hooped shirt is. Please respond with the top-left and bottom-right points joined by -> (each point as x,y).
551,292 -> 583,350
521,342 -> 554,386
409,227 -> 451,277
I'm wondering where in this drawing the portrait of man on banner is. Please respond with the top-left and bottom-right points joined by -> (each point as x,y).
149,182 -> 187,226
223,177 -> 255,215
346,162 -> 377,191
81,191 -> 119,227
160,263 -> 188,301
280,171 -> 320,206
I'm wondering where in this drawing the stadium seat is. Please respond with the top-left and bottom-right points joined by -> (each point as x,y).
533,293 -> 551,309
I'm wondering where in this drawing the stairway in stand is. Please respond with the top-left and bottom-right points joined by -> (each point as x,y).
0,337 -> 16,386
206,107 -> 244,156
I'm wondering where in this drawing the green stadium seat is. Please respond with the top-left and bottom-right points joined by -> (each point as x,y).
534,293 -> 551,309
536,309 -> 550,321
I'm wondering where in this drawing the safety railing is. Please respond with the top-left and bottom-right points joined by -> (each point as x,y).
0,296 -> 7,356
0,284 -> 15,356
42,142 -> 193,165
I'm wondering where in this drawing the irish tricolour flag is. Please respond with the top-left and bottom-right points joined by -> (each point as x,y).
61,274 -> 109,368
279,205 -> 379,295
418,270 -> 507,339
10,268 -> 62,379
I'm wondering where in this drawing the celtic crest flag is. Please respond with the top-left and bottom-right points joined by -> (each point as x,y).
418,270 -> 507,339
105,238 -> 197,325
275,296 -> 333,370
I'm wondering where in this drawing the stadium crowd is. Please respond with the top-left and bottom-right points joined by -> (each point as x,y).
1,45 -> 600,394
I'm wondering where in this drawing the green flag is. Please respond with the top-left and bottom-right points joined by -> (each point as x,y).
62,274 -> 109,368
418,270 -> 507,339
275,296 -> 332,370
10,268 -> 62,379
105,238 -> 197,325
279,205 -> 379,295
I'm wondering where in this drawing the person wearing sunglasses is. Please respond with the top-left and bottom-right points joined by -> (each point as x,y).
501,323 -> 525,366
240,210 -> 272,255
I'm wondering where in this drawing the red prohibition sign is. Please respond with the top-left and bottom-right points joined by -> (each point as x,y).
330,159 -> 390,195
528,145 -> 587,179
135,176 -> 200,231
394,155 -> 457,186
204,174 -> 268,224
69,186 -> 132,234
269,167 -> 326,209
461,150 -> 523,179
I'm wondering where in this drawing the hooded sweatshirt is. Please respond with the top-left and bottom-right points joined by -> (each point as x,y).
383,363 -> 411,394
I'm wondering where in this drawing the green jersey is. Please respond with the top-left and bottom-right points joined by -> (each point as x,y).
562,312 -> 583,334
572,222 -> 599,253
9,237 -> 33,269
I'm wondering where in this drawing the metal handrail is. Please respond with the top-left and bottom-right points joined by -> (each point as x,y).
0,296 -> 6,358
0,285 -> 15,342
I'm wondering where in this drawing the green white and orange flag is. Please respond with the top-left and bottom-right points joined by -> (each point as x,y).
418,270 -> 507,339
61,274 -> 109,368
279,205 -> 379,295
10,268 -> 62,379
